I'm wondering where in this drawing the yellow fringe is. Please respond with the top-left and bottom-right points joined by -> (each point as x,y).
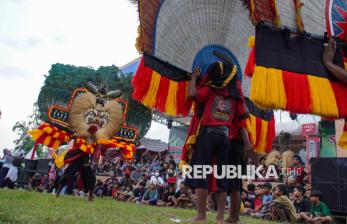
294,0 -> 304,33
135,25 -> 143,53
178,160 -> 188,170
142,71 -> 161,107
246,114 -> 257,146
28,129 -> 43,141
250,0 -> 256,24
248,36 -> 255,48
338,131 -> 347,150
53,151 -> 67,169
250,66 -> 287,110
344,62 -> 347,70
308,75 -> 339,118
165,80 -> 178,116
272,0 -> 281,28
256,120 -> 268,154
52,140 -> 61,150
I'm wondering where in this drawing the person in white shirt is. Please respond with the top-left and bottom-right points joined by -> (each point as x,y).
0,149 -> 13,187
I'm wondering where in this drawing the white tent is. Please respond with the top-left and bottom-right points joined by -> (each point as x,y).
25,147 -> 38,160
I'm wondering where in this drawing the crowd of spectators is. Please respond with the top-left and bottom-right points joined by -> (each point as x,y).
0,148 -> 334,223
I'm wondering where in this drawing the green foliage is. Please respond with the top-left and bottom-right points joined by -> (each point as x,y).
37,63 -> 152,141
12,103 -> 43,155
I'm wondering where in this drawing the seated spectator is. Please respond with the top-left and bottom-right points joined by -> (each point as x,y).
157,185 -> 173,207
130,167 -> 142,183
119,170 -> 134,188
142,183 -> 158,206
244,183 -> 256,208
168,156 -> 176,167
117,186 -> 133,201
299,190 -> 333,224
111,183 -> 121,199
293,185 -> 310,214
40,174 -> 49,190
286,155 -> 306,186
240,189 -> 249,213
166,163 -> 176,178
174,183 -> 190,208
262,183 -> 273,209
251,183 -> 273,219
30,173 -> 42,191
269,184 -> 297,223
94,179 -> 107,197
252,184 -> 264,211
128,181 -> 146,203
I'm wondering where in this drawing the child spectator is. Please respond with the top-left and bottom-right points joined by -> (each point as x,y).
111,183 -> 120,199
252,184 -> 263,211
293,185 -> 311,213
270,184 -> 298,223
299,190 -> 333,223
142,183 -> 158,205
251,183 -> 273,219
244,183 -> 256,208
262,183 -> 273,209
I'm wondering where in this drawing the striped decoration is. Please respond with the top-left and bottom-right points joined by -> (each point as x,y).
293,0 -> 305,32
245,26 -> 347,119
244,99 -> 276,154
246,115 -> 275,154
74,138 -> 96,155
97,138 -> 136,160
132,56 -> 193,117
28,122 -> 71,150
29,123 -> 136,159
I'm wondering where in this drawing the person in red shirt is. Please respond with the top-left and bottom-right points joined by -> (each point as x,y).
185,61 -> 245,224
225,104 -> 256,224
286,155 -> 306,186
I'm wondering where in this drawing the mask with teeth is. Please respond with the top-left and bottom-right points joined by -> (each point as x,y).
68,91 -> 123,142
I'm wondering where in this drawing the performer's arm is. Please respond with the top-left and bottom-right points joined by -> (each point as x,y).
323,39 -> 347,84
240,127 -> 257,164
188,68 -> 200,99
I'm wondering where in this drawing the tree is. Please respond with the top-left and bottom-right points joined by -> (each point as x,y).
37,63 -> 152,141
12,103 -> 43,155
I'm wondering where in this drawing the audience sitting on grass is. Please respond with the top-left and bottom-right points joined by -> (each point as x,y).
0,149 -> 337,223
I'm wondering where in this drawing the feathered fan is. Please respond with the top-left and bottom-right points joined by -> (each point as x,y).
131,0 -> 347,120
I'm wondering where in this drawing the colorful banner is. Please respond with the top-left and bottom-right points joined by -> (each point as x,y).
168,126 -> 188,163
302,123 -> 317,137
320,121 -> 337,157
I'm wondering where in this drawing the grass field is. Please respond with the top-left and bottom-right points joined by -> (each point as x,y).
0,189 -> 271,224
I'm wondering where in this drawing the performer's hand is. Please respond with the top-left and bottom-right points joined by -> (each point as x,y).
191,67 -> 200,79
323,38 -> 337,66
244,142 -> 257,165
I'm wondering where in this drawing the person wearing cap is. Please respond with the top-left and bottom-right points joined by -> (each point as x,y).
184,61 -> 247,224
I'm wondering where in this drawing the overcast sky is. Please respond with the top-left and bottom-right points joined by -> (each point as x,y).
0,0 -> 170,151
0,0 -> 321,152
